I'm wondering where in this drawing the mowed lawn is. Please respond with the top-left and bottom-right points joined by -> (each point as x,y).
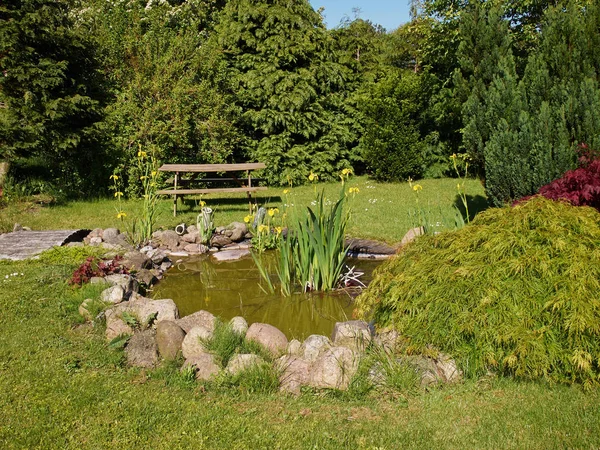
0,177 -> 487,242
1,178 -> 599,448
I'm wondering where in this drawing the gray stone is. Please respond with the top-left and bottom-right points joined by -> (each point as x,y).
309,347 -> 359,390
181,326 -> 212,360
210,234 -> 232,248
105,274 -> 132,288
300,335 -> 332,362
87,228 -> 103,239
230,316 -> 248,336
181,232 -> 199,244
121,251 -> 152,270
167,251 -> 189,257
246,323 -> 288,356
435,353 -> 462,383
183,353 -> 220,381
90,276 -> 109,285
345,238 -> 398,256
105,315 -> 134,341
125,329 -> 158,368
226,353 -> 265,375
102,228 -> 121,243
159,230 -> 181,251
226,222 -> 248,242
374,329 -> 403,354
331,320 -> 372,352
156,321 -> 186,360
187,225 -> 198,234
400,226 -> 424,248
176,310 -> 216,334
184,243 -> 208,254
287,339 -> 302,356
160,261 -> 172,271
100,285 -> 125,305
89,237 -> 103,246
13,223 -> 23,232
212,249 -> 251,262
277,355 -> 310,395
135,268 -> 157,287
147,248 -> 168,265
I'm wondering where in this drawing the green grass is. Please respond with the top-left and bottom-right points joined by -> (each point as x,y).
0,176 -> 487,242
0,248 -> 599,448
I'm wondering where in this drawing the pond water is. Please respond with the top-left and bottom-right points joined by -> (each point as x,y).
151,253 -> 382,340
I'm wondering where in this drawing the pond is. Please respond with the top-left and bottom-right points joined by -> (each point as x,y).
151,253 -> 382,340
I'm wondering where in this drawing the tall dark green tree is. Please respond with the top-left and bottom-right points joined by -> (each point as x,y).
214,0 -> 356,185
0,0 -> 106,194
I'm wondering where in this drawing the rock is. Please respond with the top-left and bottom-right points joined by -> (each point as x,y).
104,295 -> 179,341
187,225 -> 198,234
181,326 -> 212,360
222,242 -> 252,250
403,355 -> 440,387
309,347 -> 359,390
181,232 -> 199,244
125,329 -> 158,368
13,223 -> 23,232
400,227 -> 425,248
345,238 -> 398,256
89,237 -> 103,246
210,234 -> 232,248
374,329 -> 403,354
226,222 -> 248,242
300,335 -> 332,362
331,320 -> 372,352
156,321 -> 186,360
215,226 -> 225,234
230,316 -> 248,336
135,268 -> 157,287
287,339 -> 302,356
159,230 -> 181,251
102,228 -> 121,243
87,228 -> 103,240
277,355 -> 311,395
435,353 -> 462,383
183,352 -> 220,380
226,354 -> 265,376
105,273 -> 137,294
100,285 -> 125,304
147,248 -> 168,265
211,249 -> 251,262
184,243 -> 208,254
139,245 -> 154,254
167,251 -> 189,258
176,310 -> 216,334
246,323 -> 288,356
79,298 -> 94,321
160,261 -> 172,271
121,251 -> 152,270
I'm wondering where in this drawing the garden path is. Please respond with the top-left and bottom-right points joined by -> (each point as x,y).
0,229 -> 89,260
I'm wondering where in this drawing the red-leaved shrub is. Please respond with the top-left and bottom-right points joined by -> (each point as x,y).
70,256 -> 127,285
537,159 -> 600,211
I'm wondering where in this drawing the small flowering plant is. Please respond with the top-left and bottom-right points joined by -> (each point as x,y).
247,206 -> 283,253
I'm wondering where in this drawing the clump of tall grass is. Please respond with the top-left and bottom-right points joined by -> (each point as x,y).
356,197 -> 600,386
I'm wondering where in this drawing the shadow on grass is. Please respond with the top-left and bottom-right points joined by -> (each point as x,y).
179,195 -> 282,212
454,194 -> 489,222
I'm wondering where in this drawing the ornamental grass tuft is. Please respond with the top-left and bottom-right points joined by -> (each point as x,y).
356,197 -> 600,386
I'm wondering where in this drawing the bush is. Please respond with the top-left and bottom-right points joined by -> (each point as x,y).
356,197 -> 600,386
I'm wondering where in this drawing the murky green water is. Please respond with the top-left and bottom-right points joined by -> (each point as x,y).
152,253 -> 382,340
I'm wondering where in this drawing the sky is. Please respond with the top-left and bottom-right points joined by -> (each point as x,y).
308,0 -> 412,31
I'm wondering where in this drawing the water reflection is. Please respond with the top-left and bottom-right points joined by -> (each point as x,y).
152,253 -> 381,340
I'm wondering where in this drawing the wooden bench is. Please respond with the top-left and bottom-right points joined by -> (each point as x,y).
157,163 -> 267,216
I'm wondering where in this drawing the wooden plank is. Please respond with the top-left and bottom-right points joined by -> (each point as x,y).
0,230 -> 90,260
157,187 -> 267,195
158,163 -> 266,173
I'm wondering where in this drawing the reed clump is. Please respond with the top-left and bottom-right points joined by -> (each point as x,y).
356,197 -> 600,386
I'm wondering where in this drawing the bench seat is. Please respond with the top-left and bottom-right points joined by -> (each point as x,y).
157,187 -> 267,195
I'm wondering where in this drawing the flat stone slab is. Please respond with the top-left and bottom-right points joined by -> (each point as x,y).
211,249 -> 251,262
345,238 -> 398,256
0,230 -> 90,260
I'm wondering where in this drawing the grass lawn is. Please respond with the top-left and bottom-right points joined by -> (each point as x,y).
0,177 -> 488,242
1,178 -> 598,448
0,251 -> 599,448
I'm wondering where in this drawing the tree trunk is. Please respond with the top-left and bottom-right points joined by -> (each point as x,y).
0,161 -> 9,188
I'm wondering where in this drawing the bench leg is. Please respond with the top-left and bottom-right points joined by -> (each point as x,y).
173,195 -> 177,217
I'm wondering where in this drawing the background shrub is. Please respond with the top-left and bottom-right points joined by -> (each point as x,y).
356,197 -> 600,386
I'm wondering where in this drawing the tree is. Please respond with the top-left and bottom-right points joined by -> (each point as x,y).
0,0 -> 107,194
214,0 -> 356,185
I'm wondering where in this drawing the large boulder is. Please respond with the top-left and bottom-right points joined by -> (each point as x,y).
287,339 -> 302,356
104,295 -> 179,341
181,326 -> 212,360
102,228 -> 121,244
230,316 -> 248,336
100,285 -> 125,305
156,321 -> 186,360
146,248 -> 168,265
276,355 -> 311,395
121,251 -> 152,271
158,230 -> 181,251
309,347 -> 359,390
226,222 -> 248,242
300,335 -> 332,362
182,352 -> 220,381
125,329 -> 158,368
176,310 -> 216,334
246,323 -> 288,356
331,320 -> 372,352
226,353 -> 265,376
181,232 -> 199,244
